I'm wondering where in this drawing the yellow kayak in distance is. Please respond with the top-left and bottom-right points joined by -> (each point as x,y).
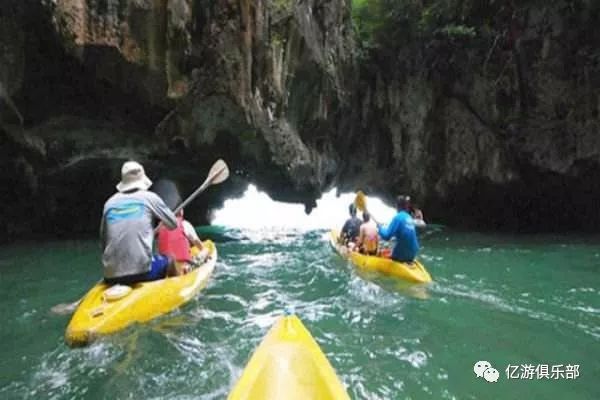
228,314 -> 350,400
65,241 -> 217,347
330,229 -> 432,284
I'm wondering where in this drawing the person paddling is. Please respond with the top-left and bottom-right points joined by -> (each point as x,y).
157,209 -> 204,275
377,195 -> 419,263
101,161 -> 178,285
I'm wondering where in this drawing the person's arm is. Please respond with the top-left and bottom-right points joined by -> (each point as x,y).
339,220 -> 350,243
341,220 -> 350,235
378,214 -> 400,240
357,225 -> 365,246
147,192 -> 177,229
182,220 -> 203,248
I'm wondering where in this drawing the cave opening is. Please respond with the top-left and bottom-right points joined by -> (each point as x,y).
211,184 -> 395,230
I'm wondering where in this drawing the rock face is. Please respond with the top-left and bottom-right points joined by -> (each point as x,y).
344,2 -> 600,230
1,0 -> 599,240
153,0 -> 352,207
51,0 -> 192,104
0,0 -> 353,240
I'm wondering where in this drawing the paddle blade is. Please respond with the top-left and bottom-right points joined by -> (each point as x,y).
151,179 -> 182,210
50,300 -> 81,315
172,159 -> 230,214
355,190 -> 367,211
207,159 -> 229,185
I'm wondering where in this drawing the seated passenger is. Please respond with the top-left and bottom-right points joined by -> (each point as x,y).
358,211 -> 379,255
101,161 -> 177,285
157,209 -> 204,276
340,203 -> 362,247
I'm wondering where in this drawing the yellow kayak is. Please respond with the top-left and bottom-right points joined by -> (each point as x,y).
65,241 -> 217,346
330,229 -> 432,283
228,315 -> 350,400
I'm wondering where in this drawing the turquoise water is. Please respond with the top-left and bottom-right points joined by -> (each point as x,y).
0,228 -> 598,399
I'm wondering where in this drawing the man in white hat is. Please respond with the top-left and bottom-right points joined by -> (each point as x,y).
100,161 -> 178,284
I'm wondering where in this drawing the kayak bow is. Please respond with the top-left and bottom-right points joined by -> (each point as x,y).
228,314 -> 350,400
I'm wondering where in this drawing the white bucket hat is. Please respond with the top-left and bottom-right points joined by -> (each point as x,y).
116,161 -> 152,192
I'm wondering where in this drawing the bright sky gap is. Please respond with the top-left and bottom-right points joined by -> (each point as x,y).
212,184 -> 396,230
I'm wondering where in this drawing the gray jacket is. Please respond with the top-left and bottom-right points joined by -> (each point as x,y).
100,190 -> 177,278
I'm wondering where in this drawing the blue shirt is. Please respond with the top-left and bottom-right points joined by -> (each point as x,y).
378,210 -> 419,262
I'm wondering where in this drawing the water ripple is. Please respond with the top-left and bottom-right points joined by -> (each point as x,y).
1,229 -> 599,399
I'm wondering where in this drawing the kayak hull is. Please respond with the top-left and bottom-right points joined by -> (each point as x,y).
65,241 -> 217,346
330,230 -> 432,283
228,315 -> 350,400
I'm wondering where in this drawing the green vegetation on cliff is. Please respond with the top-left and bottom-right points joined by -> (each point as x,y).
351,0 -> 600,97
352,0 -> 476,50
351,0 -> 600,54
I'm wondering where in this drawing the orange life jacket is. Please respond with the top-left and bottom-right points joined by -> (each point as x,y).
363,232 -> 378,254
157,217 -> 191,262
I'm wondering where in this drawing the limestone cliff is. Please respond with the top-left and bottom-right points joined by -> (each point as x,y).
1,0 -> 599,240
343,1 -> 600,230
0,0 -> 353,239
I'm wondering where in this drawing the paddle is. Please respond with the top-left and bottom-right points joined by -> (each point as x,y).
174,159 -> 229,214
51,160 -> 230,316
355,190 -> 367,212
50,280 -> 100,315
153,159 -> 229,233
354,190 -> 381,225
152,179 -> 182,210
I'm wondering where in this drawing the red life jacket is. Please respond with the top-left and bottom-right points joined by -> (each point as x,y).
158,217 -> 191,262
